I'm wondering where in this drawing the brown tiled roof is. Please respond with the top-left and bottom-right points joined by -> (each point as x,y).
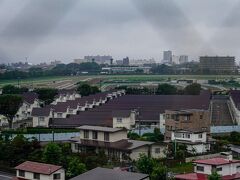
70,167 -> 149,180
14,161 -> 62,175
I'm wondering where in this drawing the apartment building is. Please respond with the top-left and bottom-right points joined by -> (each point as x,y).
71,125 -> 166,161
164,109 -> 210,141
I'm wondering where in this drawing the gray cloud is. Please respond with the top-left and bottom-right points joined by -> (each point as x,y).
0,0 -> 240,63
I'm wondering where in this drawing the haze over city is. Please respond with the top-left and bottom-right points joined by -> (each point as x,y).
1,0 -> 240,63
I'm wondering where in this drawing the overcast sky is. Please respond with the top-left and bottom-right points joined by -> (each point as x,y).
0,0 -> 240,64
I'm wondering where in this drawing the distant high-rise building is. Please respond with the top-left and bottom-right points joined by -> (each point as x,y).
163,51 -> 172,64
122,57 -> 130,66
179,55 -> 188,64
84,55 -> 112,65
200,56 -> 236,73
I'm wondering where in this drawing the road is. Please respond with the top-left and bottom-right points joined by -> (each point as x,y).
0,171 -> 14,180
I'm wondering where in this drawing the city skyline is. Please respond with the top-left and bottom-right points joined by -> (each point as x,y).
0,0 -> 240,63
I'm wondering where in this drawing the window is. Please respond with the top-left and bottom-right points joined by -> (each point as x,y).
83,130 -> 89,139
19,170 -> 25,177
117,118 -> 122,123
92,131 -> 98,140
57,113 -> 62,118
104,132 -> 109,141
196,166 -> 204,172
53,173 -> 61,179
155,148 -> 160,154
217,167 -> 222,171
187,134 -> 190,138
38,117 -> 44,122
198,134 -> 203,138
68,109 -> 73,114
200,115 -> 203,119
33,173 -> 40,180
184,116 -> 189,121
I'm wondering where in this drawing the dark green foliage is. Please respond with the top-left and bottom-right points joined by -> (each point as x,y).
42,143 -> 63,165
34,88 -> 58,104
156,83 -> 177,95
208,171 -> 221,180
150,165 -> 167,180
0,62 -> 101,80
127,131 -> 140,140
184,83 -> 201,95
66,157 -> 87,178
142,128 -> 164,142
2,85 -> 28,94
136,154 -> 157,174
77,84 -> 100,96
0,94 -> 22,128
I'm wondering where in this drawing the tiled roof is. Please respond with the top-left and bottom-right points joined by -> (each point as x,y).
194,158 -> 240,165
70,167 -> 149,180
22,92 -> 39,104
175,173 -> 207,180
50,91 -> 210,127
230,90 -> 240,110
31,107 -> 51,116
14,161 -> 62,175
175,173 -> 240,180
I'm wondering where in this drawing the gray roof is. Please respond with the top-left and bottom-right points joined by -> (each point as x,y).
127,140 -> 154,150
77,125 -> 125,132
70,167 -> 149,180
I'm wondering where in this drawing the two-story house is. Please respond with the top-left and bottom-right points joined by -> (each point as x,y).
175,157 -> 240,180
171,130 -> 210,154
71,125 -> 166,161
13,161 -> 65,180
14,92 -> 42,124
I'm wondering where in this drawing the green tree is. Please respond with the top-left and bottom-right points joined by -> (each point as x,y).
77,84 -> 100,96
34,88 -> 58,105
66,157 -> 86,178
150,165 -> 167,180
136,154 -> 156,174
156,83 -> 177,95
2,85 -> 28,94
0,94 -> 22,128
184,83 -> 201,95
128,131 -> 140,140
42,143 -> 62,165
208,171 -> 221,180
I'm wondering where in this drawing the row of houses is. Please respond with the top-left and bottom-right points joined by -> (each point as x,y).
12,161 -> 149,180
11,153 -> 240,180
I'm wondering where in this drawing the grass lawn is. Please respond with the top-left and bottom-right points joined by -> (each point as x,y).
0,74 -> 239,88
169,162 -> 194,174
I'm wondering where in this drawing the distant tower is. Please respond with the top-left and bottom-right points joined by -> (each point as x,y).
163,51 -> 172,64
123,57 -> 129,66
110,58 -> 113,65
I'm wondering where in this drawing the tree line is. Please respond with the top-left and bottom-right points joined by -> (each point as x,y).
117,83 -> 202,95
0,62 -> 101,80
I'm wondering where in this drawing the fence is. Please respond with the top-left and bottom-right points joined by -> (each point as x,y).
8,132 -> 80,142
211,125 -> 240,134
